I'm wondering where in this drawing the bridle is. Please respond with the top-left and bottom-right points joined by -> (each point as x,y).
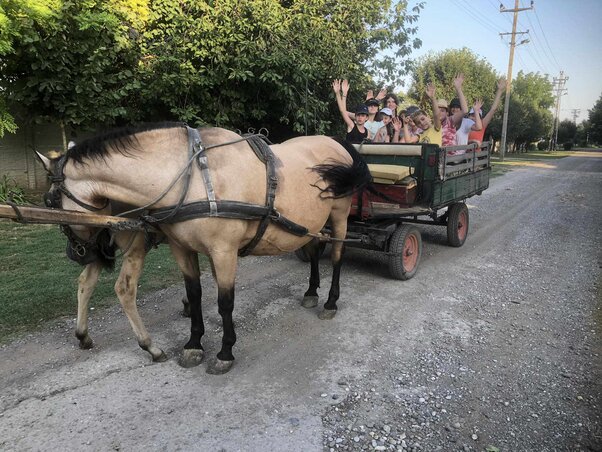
44,154 -> 111,261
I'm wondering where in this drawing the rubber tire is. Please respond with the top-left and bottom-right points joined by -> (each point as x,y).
447,202 -> 469,247
294,242 -> 327,262
387,224 -> 422,280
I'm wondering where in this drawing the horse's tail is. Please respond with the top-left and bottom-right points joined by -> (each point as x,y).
311,138 -> 372,198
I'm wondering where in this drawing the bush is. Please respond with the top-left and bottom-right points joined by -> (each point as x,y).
0,175 -> 27,204
563,141 -> 574,151
537,140 -> 548,151
527,143 -> 536,151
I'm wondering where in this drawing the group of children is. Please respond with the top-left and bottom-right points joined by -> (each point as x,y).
333,76 -> 506,148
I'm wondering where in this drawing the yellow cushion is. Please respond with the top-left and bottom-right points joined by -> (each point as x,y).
368,164 -> 411,184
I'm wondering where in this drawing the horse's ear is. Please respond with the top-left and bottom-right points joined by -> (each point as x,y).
35,150 -> 62,173
35,151 -> 52,172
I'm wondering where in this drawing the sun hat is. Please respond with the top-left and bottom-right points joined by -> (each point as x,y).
436,99 -> 448,109
379,107 -> 393,117
355,105 -> 369,115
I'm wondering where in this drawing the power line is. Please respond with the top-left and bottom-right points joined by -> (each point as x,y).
451,0 -> 499,34
533,6 -> 561,69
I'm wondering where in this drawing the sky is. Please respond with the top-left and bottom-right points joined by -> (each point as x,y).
402,0 -> 602,122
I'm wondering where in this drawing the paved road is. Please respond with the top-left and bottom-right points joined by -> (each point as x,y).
1,152 -> 600,451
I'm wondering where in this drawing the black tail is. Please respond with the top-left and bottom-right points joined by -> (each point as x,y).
311,138 -> 372,198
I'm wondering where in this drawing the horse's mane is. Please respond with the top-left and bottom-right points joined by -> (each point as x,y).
67,122 -> 186,164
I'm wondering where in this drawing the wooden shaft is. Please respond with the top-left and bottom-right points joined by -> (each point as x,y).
0,204 -> 144,230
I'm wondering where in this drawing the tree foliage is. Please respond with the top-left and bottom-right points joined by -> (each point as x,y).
587,93 -> 602,145
1,0 -> 423,141
0,0 -> 146,142
407,47 -> 499,108
556,119 -> 576,145
137,0 -> 423,138
488,71 -> 554,150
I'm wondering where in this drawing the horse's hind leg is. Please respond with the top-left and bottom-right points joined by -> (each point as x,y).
206,249 -> 238,375
114,233 -> 167,362
301,238 -> 322,308
75,262 -> 103,349
319,204 -> 349,320
168,244 -> 204,368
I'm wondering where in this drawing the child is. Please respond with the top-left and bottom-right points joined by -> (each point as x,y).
373,107 -> 395,143
402,83 -> 442,145
333,79 -> 371,143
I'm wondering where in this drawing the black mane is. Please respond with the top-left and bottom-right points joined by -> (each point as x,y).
67,122 -> 186,164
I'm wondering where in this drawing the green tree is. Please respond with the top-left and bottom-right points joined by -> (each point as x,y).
407,47 -> 499,108
587,93 -> 602,145
137,0 -> 423,139
488,71 -> 554,151
0,0 -> 146,146
556,119 -> 577,145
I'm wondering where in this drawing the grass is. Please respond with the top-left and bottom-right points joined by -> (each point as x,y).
0,220 -> 187,344
490,149 -> 575,177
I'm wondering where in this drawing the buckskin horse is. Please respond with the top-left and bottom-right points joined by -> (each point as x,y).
37,123 -> 371,374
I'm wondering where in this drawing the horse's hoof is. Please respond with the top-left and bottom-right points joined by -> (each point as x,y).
302,295 -> 319,308
318,309 -> 337,320
181,298 -> 191,318
153,350 -> 169,363
78,336 -> 94,350
206,359 -> 234,375
178,348 -> 204,368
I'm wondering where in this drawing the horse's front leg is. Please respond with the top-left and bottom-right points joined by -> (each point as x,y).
301,238 -> 322,308
168,243 -> 204,368
114,233 -> 167,362
319,205 -> 349,320
75,261 -> 103,349
206,249 -> 238,375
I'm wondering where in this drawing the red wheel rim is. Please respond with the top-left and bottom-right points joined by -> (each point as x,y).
402,233 -> 419,270
457,210 -> 468,241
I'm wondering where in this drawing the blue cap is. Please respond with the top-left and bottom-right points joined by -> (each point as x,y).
355,105 -> 369,115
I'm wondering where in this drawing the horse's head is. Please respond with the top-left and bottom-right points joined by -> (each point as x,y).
35,150 -> 116,267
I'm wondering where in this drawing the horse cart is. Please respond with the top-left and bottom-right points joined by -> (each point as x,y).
296,141 -> 492,280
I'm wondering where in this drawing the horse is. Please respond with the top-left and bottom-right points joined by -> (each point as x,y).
37,123 -> 371,374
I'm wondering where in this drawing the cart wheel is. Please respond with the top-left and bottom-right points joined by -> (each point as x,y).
447,202 -> 469,247
388,224 -> 422,280
294,242 -> 327,262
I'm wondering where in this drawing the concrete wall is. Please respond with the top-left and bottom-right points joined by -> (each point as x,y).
0,123 -> 64,191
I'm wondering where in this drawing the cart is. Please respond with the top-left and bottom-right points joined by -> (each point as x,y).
296,141 -> 491,280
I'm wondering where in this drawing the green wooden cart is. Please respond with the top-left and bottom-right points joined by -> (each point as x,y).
297,141 -> 491,280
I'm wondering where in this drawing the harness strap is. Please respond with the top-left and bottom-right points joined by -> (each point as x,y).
238,135 -> 279,257
192,127 -> 218,217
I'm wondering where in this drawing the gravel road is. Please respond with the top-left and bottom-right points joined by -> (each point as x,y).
1,152 -> 600,452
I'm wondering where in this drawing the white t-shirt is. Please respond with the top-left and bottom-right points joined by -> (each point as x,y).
365,120 -> 384,138
455,118 -> 475,145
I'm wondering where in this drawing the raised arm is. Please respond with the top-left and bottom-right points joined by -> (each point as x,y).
452,73 -> 469,127
333,79 -> 355,131
426,83 -> 441,131
471,99 -> 483,131
482,78 -> 506,128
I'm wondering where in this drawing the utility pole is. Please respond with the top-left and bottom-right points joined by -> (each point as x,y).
570,108 -> 581,123
549,71 -> 569,151
499,0 -> 533,161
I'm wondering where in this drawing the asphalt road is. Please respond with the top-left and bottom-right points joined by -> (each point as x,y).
0,151 -> 600,451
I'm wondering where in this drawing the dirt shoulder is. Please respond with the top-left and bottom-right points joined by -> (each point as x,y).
1,153 -> 600,451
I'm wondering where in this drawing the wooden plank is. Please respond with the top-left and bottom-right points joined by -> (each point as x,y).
0,204 -> 143,230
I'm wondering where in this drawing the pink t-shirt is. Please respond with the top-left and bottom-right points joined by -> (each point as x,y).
441,116 -> 456,147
